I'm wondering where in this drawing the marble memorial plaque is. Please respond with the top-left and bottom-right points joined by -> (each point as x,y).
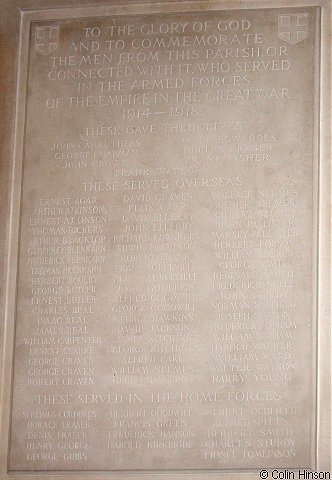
0,1 -> 330,478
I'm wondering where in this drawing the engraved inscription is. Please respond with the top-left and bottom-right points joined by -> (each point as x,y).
9,7 -> 318,471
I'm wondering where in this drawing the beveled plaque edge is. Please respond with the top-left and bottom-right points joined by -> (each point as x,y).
0,0 -> 330,478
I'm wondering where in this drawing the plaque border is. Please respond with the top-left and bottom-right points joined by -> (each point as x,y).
0,1 -> 330,479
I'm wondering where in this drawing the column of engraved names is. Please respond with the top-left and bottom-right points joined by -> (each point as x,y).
104,171 -> 199,455
203,147 -> 302,463
20,195 -> 108,465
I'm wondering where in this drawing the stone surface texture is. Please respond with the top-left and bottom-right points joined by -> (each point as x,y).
0,1 -> 330,479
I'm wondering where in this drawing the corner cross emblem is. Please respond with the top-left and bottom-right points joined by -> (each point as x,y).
34,25 -> 60,55
278,13 -> 309,44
